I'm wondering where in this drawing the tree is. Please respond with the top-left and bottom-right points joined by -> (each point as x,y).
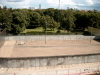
1,6 -> 99,35
0,6 -> 2,10
60,9 -> 76,32
3,6 -> 7,10
28,12 -> 41,28
89,12 -> 100,29
4,11 -> 12,33
9,11 -> 27,35
21,9 -> 30,27
0,9 -> 13,34
48,17 -> 59,31
44,8 -> 55,17
40,15 -> 46,30
74,11 -> 90,30
40,15 -> 59,31
34,9 -> 44,16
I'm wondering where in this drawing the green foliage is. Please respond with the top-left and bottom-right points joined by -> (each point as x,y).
44,8 -> 55,17
10,11 -> 26,34
89,12 -> 100,29
0,6 -> 100,35
40,15 -> 59,31
29,12 -> 41,28
0,9 -> 12,32
60,9 -> 76,32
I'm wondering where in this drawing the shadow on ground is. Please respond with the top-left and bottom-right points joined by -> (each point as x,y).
93,36 -> 100,43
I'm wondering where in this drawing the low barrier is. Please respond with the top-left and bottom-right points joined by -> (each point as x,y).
0,53 -> 100,68
5,35 -> 100,41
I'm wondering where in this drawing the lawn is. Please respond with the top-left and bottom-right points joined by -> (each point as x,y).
20,27 -> 85,35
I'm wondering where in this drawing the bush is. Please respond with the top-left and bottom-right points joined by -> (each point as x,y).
56,30 -> 61,33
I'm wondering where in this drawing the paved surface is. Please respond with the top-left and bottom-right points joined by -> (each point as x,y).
0,62 -> 100,75
0,40 -> 100,57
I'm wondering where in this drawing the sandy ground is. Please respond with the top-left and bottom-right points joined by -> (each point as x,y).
0,40 -> 100,57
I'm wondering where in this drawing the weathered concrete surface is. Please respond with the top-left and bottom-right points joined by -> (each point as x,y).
0,54 -> 100,68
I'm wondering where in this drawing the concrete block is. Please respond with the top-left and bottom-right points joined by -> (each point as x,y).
57,57 -> 65,65
66,56 -> 73,65
1,59 -> 8,68
0,59 -> 2,68
24,59 -> 30,68
97,55 -> 100,62
84,56 -> 88,63
20,59 -> 24,68
30,58 -> 36,67
72,56 -> 79,64
10,60 -> 17,68
48,57 -> 58,66
35,58 -> 39,67
63,57 -> 68,65
88,55 -> 97,63
79,56 -> 85,63
16,59 -> 21,68
8,59 -> 13,68
39,58 -> 47,67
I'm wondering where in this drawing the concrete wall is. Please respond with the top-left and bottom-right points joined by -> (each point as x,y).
0,54 -> 100,68
5,35 -> 100,41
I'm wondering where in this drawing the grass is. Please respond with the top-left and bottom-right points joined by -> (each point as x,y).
21,27 -> 69,34
20,27 -> 86,35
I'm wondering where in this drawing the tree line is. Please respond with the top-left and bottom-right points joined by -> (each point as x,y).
0,6 -> 100,35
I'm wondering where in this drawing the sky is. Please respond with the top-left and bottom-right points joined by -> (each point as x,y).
0,0 -> 100,10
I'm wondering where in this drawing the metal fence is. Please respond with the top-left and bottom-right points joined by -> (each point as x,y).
0,64 -> 100,75
88,27 -> 100,36
0,29 -> 6,48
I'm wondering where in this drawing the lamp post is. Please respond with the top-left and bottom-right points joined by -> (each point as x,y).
90,22 -> 96,43
43,14 -> 47,44
58,0 -> 61,32
59,0 -> 60,9
45,20 -> 47,44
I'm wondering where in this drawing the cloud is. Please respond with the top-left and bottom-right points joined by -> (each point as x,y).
0,0 -> 31,8
6,0 -> 24,2
46,0 -> 96,9
85,0 -> 94,5
36,0 -> 99,10
47,0 -> 76,8
0,0 -> 100,10
0,4 -> 3,7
